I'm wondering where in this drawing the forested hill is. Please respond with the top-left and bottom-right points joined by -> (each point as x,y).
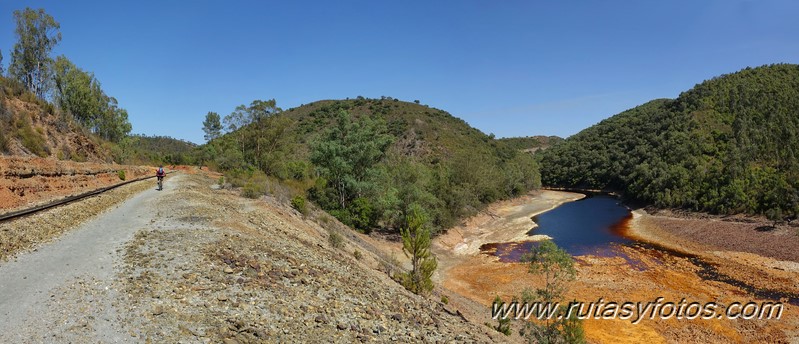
202,97 -> 541,232
540,64 -> 799,218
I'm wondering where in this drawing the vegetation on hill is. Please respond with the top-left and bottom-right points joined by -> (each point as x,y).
540,64 -> 799,219
203,97 -> 541,232
0,75 -> 111,161
118,134 -> 197,166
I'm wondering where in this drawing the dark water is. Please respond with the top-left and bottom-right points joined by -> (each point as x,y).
529,195 -> 633,255
479,195 -> 633,261
478,194 -> 799,305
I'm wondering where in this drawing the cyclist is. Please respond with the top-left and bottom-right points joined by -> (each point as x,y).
156,165 -> 166,189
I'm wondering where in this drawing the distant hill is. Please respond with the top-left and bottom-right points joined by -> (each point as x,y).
206,97 -> 541,230
0,76 -> 111,162
498,135 -> 563,153
540,64 -> 799,217
124,134 -> 197,165
283,98 -> 508,162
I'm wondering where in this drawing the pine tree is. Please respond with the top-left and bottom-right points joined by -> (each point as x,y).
399,207 -> 437,295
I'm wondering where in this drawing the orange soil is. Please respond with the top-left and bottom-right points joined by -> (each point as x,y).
432,192 -> 799,343
0,157 -> 155,212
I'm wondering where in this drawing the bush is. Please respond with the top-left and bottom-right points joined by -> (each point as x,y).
328,231 -> 344,249
241,182 -> 264,199
353,250 -> 362,260
348,197 -> 376,233
117,170 -> 126,181
291,195 -> 307,214
217,176 -> 225,187
18,125 -> 48,157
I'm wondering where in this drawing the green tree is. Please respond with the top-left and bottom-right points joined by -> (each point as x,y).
202,111 -> 222,142
310,110 -> 392,211
766,208 -> 783,228
223,105 -> 248,154
518,240 -> 584,344
399,207 -> 437,295
492,295 -> 512,336
373,155 -> 439,230
9,8 -> 61,98
52,55 -> 130,142
53,55 -> 102,124
243,99 -> 281,168
96,96 -> 132,142
0,49 -> 4,75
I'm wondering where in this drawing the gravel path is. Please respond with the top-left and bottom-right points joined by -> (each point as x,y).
0,175 -> 182,343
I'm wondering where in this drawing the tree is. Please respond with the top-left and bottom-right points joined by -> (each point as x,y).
518,240 -> 585,344
53,55 -> 131,142
97,97 -> 132,142
244,99 -> 281,168
0,49 -> 4,75
53,55 -> 102,124
9,8 -> 61,98
223,105 -> 248,154
399,207 -> 437,295
246,99 -> 280,124
310,111 -> 392,211
493,295 -> 512,336
766,208 -> 783,228
202,111 -> 222,142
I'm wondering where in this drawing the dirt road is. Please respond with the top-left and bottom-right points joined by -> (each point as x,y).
0,175 -> 180,342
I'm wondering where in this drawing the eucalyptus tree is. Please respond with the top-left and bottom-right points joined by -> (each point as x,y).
9,8 -> 61,98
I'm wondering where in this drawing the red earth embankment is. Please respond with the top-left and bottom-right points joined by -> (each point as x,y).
0,156 -> 154,212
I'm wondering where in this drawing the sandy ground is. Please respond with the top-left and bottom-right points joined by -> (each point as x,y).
431,191 -> 799,343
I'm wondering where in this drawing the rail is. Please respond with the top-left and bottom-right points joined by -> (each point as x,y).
0,172 -> 173,222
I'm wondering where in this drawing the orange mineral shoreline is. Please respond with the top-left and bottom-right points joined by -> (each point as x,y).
431,190 -> 799,343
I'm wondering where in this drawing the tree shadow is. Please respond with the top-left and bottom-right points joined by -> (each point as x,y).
754,225 -> 776,232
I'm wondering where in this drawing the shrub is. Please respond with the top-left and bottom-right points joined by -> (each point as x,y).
217,176 -> 225,187
0,130 -> 7,153
328,231 -> 344,249
353,250 -> 362,260
291,195 -> 307,214
492,295 -> 512,336
18,125 -> 48,157
241,182 -> 263,199
441,295 -> 449,304
117,170 -> 126,181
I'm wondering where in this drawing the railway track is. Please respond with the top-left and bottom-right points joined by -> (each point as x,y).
0,172 -> 172,223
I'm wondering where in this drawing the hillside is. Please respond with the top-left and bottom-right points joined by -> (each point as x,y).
123,134 -> 197,165
540,64 -> 799,217
204,97 -> 541,231
0,76 -> 112,162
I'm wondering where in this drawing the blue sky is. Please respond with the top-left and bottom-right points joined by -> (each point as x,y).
1,1 -> 798,144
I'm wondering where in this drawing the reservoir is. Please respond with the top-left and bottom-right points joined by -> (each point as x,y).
479,193 -> 799,305
480,195 -> 632,260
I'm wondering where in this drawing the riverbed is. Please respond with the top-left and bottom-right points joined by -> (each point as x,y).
433,190 -> 799,343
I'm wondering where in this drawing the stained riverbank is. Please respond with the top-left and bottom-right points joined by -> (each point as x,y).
433,190 -> 799,343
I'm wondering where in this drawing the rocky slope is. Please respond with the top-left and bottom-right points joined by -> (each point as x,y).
0,171 -> 503,343
117,173 -> 500,343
